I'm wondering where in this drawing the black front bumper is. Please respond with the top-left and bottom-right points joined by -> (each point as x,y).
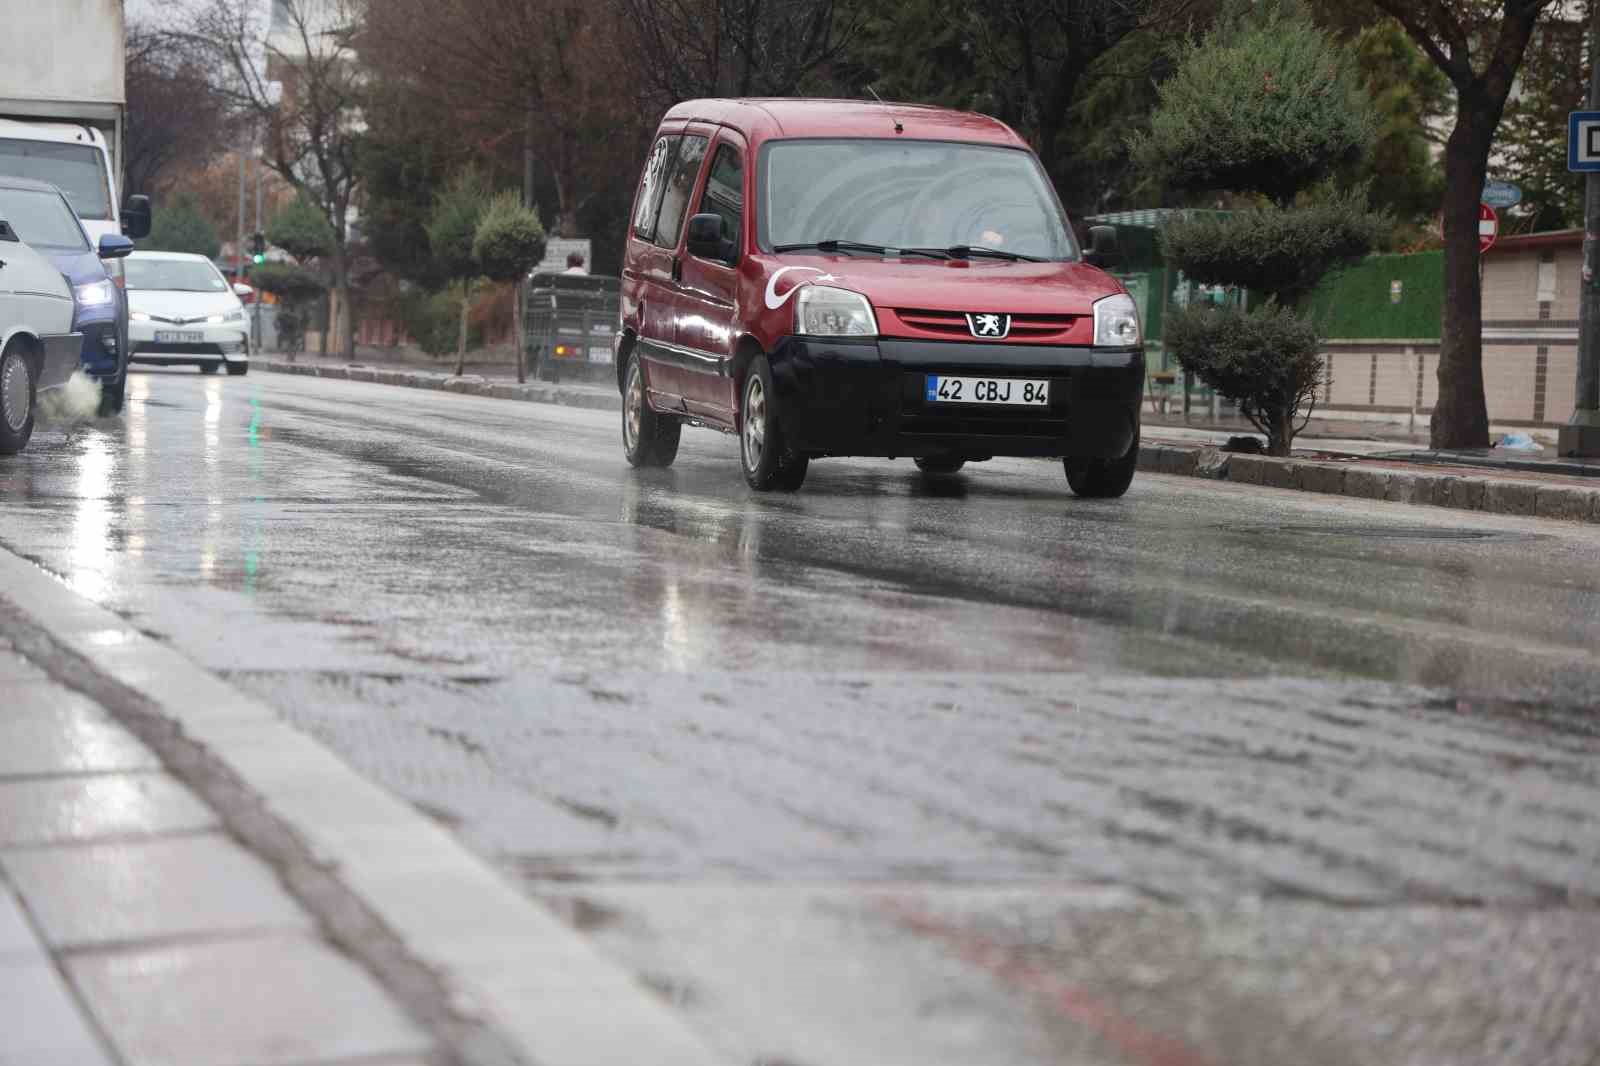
769,336 -> 1143,459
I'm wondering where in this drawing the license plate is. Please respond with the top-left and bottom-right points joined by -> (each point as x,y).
588,346 -> 614,364
926,375 -> 1049,406
154,330 -> 203,344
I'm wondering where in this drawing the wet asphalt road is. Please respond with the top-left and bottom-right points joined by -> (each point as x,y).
3,368 -> 1598,1066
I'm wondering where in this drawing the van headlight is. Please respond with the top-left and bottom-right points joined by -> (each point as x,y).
796,286 -> 878,337
74,280 -> 115,308
1092,292 -> 1141,347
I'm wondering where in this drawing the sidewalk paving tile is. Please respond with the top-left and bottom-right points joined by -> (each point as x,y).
3,832 -> 312,949
0,957 -> 115,1066
0,649 -> 47,682
67,933 -> 431,1066
0,886 -> 35,959
0,697 -> 159,777
0,774 -> 217,847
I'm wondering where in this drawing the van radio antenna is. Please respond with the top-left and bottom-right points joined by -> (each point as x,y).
866,85 -> 885,103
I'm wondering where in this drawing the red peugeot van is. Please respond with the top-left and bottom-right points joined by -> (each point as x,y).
617,99 -> 1143,495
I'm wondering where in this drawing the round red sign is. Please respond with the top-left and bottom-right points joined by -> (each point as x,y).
1478,202 -> 1498,254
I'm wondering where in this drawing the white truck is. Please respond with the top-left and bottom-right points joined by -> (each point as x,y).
0,0 -> 151,414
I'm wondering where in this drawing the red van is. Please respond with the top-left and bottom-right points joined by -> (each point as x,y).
617,99 -> 1143,495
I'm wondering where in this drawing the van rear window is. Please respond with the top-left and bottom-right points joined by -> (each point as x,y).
761,139 -> 1074,261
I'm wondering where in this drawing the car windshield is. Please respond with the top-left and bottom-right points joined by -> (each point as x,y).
762,139 -> 1076,261
0,139 -> 113,221
126,258 -> 231,293
0,186 -> 90,253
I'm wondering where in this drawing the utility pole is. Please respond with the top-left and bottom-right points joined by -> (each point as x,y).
235,132 -> 247,285
253,144 -> 264,352
1561,3 -> 1600,457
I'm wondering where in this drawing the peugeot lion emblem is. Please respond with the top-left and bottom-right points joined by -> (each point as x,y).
966,312 -> 1011,339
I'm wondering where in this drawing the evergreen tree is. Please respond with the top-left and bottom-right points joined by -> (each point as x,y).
141,192 -> 221,259
1499,1 -> 1592,231
426,168 -> 492,374
1133,0 -> 1385,456
266,194 -> 336,264
473,191 -> 547,384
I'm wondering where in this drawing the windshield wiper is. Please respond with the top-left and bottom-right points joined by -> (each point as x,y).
773,239 -> 948,259
908,245 -> 1045,263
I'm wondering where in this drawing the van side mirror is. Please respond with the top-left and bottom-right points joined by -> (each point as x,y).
686,213 -> 729,261
0,220 -> 16,242
122,194 -> 152,240
98,233 -> 135,259
1084,225 -> 1119,269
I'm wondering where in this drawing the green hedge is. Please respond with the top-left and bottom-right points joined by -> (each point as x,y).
1303,251 -> 1442,340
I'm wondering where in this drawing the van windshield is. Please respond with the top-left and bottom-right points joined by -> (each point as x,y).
0,139 -> 113,221
762,139 -> 1076,261
0,186 -> 90,253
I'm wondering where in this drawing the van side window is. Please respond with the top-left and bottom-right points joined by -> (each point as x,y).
695,145 -> 743,262
632,135 -> 677,242
652,135 -> 708,250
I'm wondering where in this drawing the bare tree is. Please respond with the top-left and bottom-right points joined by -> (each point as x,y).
615,0 -> 862,105
125,24 -> 237,197
1368,0 -> 1556,449
366,0 -> 628,237
189,0 -> 365,360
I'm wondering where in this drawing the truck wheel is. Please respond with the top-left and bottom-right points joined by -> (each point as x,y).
226,361 -> 249,376
1064,430 -> 1139,498
199,362 -> 220,375
740,355 -> 807,492
622,350 -> 680,468
0,341 -> 37,455
914,457 -> 966,475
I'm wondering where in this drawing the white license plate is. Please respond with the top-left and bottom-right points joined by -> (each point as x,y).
926,375 -> 1049,406
154,330 -> 203,344
588,346 -> 614,364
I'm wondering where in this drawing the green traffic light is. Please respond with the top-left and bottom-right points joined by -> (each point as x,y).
252,253 -> 265,265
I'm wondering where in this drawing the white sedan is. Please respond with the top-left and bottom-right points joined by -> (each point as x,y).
126,251 -> 251,375
0,213 -> 81,454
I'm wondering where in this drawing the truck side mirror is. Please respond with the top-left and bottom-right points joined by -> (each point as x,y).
1084,225 -> 1119,269
122,194 -> 152,240
685,213 -> 727,261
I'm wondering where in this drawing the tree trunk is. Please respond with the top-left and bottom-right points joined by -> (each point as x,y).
455,279 -> 472,377
514,283 -> 526,384
331,251 -> 355,362
1268,409 -> 1293,457
1433,109 -> 1494,450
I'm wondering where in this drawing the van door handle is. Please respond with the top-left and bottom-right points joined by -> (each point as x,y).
671,257 -> 683,283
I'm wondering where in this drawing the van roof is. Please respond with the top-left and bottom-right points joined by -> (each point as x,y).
660,98 -> 1027,148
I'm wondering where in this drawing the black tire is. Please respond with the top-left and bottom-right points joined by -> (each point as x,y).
1064,429 -> 1139,498
914,457 -> 966,475
226,361 -> 249,377
198,362 -> 220,375
621,350 -> 681,468
0,341 -> 36,455
740,355 -> 807,491
99,371 -> 126,415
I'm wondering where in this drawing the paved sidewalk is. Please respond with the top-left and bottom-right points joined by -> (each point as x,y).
0,633 -> 431,1066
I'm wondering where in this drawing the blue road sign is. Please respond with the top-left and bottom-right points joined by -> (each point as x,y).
1571,111 -> 1600,172
1482,180 -> 1522,208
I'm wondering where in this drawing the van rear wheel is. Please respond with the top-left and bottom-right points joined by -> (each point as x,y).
621,350 -> 680,468
0,341 -> 37,455
914,457 -> 966,475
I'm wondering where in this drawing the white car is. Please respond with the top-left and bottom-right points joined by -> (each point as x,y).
0,211 -> 81,454
126,251 -> 250,375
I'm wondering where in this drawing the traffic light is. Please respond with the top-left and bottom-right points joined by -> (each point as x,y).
249,232 -> 266,265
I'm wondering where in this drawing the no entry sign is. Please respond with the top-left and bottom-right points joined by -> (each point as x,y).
1478,203 -> 1498,254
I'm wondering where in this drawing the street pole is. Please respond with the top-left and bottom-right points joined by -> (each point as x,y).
253,145 -> 263,352
1560,3 -> 1600,457
235,134 -> 247,286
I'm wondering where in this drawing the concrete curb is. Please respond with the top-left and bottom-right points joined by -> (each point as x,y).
0,546 -> 729,1066
260,359 -> 623,414
1136,442 -> 1600,524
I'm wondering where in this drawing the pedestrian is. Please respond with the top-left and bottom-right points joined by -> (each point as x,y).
562,251 -> 588,276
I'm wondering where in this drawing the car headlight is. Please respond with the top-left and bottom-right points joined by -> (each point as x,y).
74,280 -> 115,308
795,285 -> 878,337
130,311 -> 150,322
1092,292 -> 1141,347
208,310 -> 246,324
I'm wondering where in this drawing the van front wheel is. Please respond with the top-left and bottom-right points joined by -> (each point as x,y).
621,351 -> 680,468
741,355 -> 807,492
